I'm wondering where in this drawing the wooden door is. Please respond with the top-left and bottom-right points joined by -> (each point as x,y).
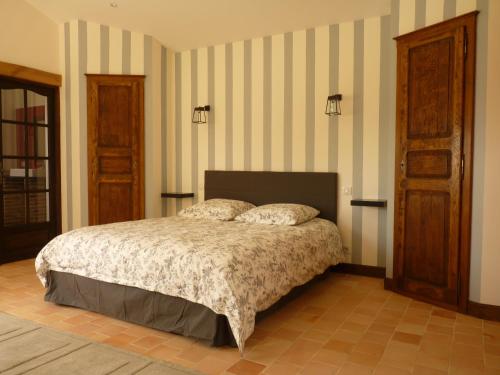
87,75 -> 144,225
0,78 -> 60,264
393,13 -> 477,310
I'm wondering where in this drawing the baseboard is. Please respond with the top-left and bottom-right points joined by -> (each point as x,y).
468,301 -> 500,322
332,263 -> 386,279
384,278 -> 499,322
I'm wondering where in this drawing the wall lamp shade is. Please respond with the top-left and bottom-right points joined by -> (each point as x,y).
325,94 -> 342,116
192,105 -> 211,124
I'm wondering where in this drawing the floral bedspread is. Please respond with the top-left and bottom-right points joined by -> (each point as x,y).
35,216 -> 344,351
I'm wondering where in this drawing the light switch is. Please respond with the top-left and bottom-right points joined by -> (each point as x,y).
342,186 -> 352,195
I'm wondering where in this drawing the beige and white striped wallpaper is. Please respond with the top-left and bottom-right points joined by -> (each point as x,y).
59,20 -> 173,232
57,0 -> 499,306
166,15 -> 392,269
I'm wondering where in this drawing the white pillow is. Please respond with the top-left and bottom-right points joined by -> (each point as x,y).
179,199 -> 255,221
235,203 -> 319,225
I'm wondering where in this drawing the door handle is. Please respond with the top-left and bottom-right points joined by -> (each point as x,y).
400,149 -> 407,175
92,158 -> 98,180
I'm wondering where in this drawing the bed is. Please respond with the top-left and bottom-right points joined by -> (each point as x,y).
35,171 -> 344,351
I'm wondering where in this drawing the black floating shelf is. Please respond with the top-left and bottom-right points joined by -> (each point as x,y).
161,193 -> 195,198
350,199 -> 387,208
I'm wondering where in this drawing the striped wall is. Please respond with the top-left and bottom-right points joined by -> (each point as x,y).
478,0 -> 500,307
167,15 -> 392,268
59,20 -> 172,232
390,0 -> 500,305
57,1 -> 499,305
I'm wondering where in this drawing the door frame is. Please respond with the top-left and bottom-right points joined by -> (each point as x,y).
392,12 -> 478,313
0,62 -> 62,263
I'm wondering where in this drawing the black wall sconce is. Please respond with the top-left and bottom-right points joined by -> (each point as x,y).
325,94 -> 342,116
192,105 -> 211,124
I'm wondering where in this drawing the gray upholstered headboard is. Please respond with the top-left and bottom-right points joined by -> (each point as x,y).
204,170 -> 338,223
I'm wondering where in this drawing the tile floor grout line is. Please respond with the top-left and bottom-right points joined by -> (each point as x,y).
1,260 -> 498,375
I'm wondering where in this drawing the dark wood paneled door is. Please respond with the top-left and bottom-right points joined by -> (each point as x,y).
0,77 -> 60,264
87,75 -> 144,225
393,13 -> 477,310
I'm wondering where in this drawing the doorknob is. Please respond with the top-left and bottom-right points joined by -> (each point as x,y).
400,159 -> 405,172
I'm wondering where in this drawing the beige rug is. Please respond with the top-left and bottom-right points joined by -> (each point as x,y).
0,312 -> 203,375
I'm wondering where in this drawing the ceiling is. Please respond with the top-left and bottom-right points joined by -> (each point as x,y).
26,0 -> 391,51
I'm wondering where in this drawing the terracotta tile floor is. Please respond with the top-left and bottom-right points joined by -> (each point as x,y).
1,259 -> 499,375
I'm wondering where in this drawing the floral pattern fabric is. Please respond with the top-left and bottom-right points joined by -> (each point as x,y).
235,203 -> 320,225
35,216 -> 344,351
178,199 -> 255,221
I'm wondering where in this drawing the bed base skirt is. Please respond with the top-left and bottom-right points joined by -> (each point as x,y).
45,269 -> 330,347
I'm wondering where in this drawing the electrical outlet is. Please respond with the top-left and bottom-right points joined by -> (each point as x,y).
342,186 -> 352,195
342,246 -> 350,258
